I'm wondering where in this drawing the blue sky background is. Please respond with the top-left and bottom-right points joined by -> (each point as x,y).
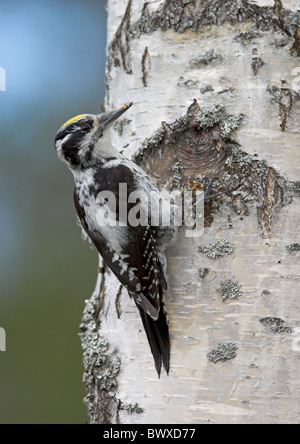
0,0 -> 107,424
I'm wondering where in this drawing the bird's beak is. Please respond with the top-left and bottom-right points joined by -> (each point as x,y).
98,102 -> 133,128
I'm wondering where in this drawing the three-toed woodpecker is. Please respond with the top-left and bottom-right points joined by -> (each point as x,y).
54,103 -> 178,376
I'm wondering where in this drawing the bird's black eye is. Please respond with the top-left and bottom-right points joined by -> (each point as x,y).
81,124 -> 91,133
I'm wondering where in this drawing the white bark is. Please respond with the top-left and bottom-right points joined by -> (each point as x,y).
81,0 -> 300,424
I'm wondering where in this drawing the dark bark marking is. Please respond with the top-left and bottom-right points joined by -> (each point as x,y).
97,264 -> 106,325
80,265 -> 122,424
258,168 -> 279,239
260,317 -> 293,334
142,46 -> 150,87
108,0 -> 133,74
267,83 -> 298,133
115,285 -> 123,319
233,194 -> 249,216
251,48 -> 265,76
286,243 -> 300,252
279,81 -> 293,132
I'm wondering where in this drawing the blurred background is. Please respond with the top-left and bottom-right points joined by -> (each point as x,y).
0,0 -> 107,423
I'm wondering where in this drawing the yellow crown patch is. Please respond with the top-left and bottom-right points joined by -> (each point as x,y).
61,114 -> 84,129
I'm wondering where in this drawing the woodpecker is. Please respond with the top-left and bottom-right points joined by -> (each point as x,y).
54,103 -> 178,376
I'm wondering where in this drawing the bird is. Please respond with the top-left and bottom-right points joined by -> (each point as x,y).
54,103 -> 178,376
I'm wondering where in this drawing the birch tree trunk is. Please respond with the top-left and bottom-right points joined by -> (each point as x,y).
80,0 -> 300,424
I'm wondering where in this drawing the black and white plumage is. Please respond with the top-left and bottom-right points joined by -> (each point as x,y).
54,104 -> 177,376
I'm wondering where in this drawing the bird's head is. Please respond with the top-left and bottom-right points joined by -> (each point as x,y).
54,103 -> 133,171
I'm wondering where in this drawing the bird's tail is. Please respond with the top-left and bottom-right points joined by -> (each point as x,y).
136,302 -> 170,377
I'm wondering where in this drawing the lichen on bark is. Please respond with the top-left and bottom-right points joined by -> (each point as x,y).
79,269 -> 121,424
208,343 -> 238,363
199,239 -> 235,259
134,99 -> 298,237
132,0 -> 297,37
108,0 -> 299,78
217,279 -> 242,302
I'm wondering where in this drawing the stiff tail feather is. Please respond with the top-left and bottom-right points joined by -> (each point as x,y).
136,302 -> 170,377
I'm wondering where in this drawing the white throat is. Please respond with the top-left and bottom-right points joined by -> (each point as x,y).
93,129 -> 120,160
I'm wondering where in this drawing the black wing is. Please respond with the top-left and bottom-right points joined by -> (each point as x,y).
74,161 -> 170,375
